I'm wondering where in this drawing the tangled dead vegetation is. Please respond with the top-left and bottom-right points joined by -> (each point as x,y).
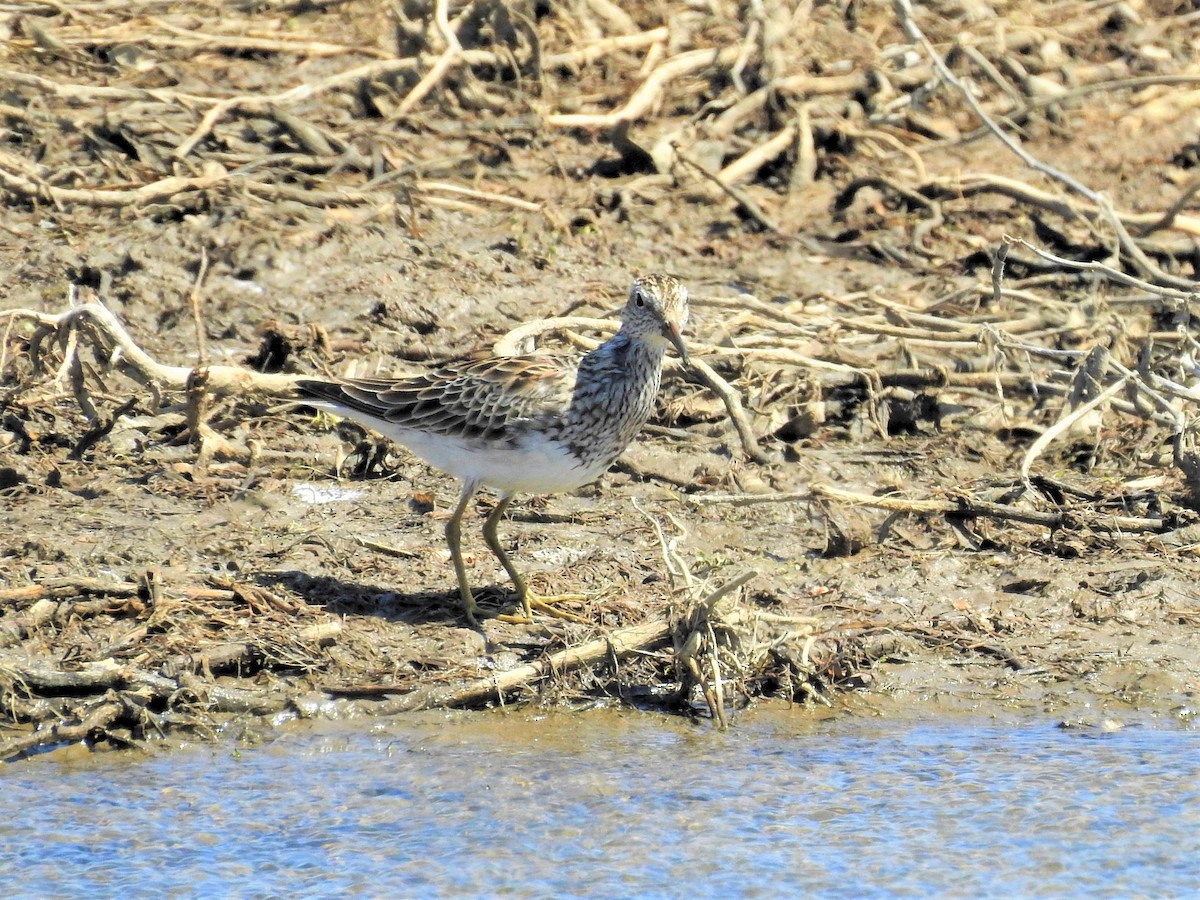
4,0 -> 1200,757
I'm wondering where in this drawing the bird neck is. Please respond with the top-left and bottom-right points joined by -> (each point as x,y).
590,327 -> 665,376
569,328 -> 665,426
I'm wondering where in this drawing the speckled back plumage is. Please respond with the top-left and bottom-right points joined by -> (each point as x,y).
295,273 -> 689,494
320,353 -> 577,444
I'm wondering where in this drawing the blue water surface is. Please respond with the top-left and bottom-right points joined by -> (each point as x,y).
2,709 -> 1197,898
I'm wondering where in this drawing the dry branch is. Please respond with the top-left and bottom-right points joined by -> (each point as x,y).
377,618 -> 673,712
810,483 -> 1167,534
0,155 -> 230,209
546,45 -> 742,129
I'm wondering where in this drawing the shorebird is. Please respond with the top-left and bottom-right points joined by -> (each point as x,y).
295,274 -> 690,625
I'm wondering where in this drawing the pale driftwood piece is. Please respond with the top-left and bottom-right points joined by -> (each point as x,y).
393,0 -> 462,119
1001,237 -> 1200,300
2,303 -> 297,397
15,25 -> 385,61
368,619 -> 674,713
685,357 -> 776,465
581,0 -> 639,35
545,27 -> 669,67
490,316 -> 616,356
0,577 -> 141,605
717,124 -> 797,185
160,642 -> 264,678
0,700 -> 126,762
415,181 -> 542,212
0,155 -> 230,209
1019,377 -> 1129,488
0,655 -> 128,692
0,575 -> 249,609
546,45 -> 742,128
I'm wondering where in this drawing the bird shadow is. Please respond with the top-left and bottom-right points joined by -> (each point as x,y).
252,569 -> 519,628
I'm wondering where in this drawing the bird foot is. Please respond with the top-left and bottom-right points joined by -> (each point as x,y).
496,591 -> 590,625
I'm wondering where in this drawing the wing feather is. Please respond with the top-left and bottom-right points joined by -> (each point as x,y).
295,352 -> 578,442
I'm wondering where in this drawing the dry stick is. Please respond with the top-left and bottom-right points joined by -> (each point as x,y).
546,45 -> 742,128
374,568 -> 756,715
841,172 -> 1200,238
1093,194 -> 1200,292
691,292 -> 811,330
69,396 -> 138,460
893,0 -> 1094,200
633,495 -> 695,591
0,656 -> 127,692
27,23 -> 388,60
810,482 -> 1165,534
1019,377 -> 1129,488
372,619 -> 673,713
893,0 -> 1200,281
171,50 -> 496,158
729,16 -> 760,95
545,26 -> 668,68
188,246 -> 210,366
581,0 -> 639,35
415,180 -> 542,212
674,144 -> 783,234
707,67 -> 934,139
0,158 -> 229,209
0,576 -> 247,607
0,576 -> 142,604
0,67 -> 210,104
6,24 -> 670,158
1136,175 -> 1200,238
393,0 -> 462,118
0,303 -> 297,396
975,74 -> 1200,144
138,19 -> 390,59
0,700 -> 126,762
1000,236 -> 1200,302
491,316 -> 617,356
844,126 -> 928,182
700,490 -> 810,506
792,104 -> 818,189
674,569 -> 757,731
685,357 -> 776,465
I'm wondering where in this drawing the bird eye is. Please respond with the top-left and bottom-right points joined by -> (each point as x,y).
634,290 -> 646,308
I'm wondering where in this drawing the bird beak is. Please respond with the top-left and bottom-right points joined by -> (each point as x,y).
663,321 -> 690,367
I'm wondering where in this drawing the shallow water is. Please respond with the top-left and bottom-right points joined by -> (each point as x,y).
3,708 -> 1198,897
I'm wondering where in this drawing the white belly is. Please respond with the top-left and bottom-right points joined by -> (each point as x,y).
309,401 -> 602,494
395,427 -> 599,494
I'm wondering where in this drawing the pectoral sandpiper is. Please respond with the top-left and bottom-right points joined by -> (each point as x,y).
295,273 -> 690,625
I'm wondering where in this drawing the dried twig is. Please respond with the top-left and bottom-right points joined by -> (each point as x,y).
810,482 -> 1166,534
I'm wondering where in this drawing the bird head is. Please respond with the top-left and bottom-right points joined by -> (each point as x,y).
622,273 -> 690,366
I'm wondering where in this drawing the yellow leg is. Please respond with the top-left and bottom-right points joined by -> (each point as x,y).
481,494 -> 588,624
445,479 -> 484,627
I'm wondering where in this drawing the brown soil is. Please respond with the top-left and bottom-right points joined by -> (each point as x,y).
3,0 -> 1200,759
